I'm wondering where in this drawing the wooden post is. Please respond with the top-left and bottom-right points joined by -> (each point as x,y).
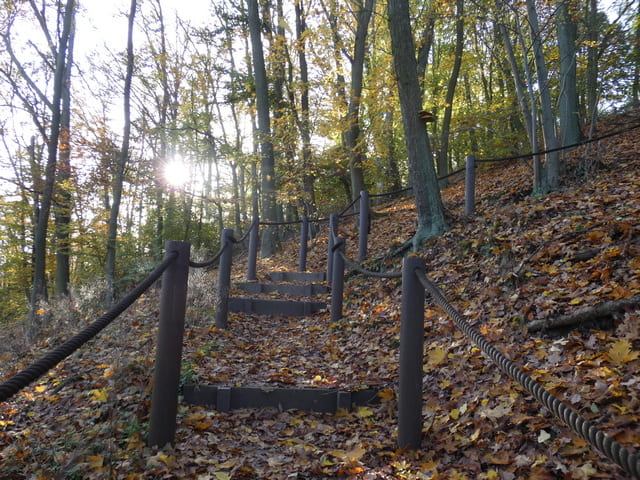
247,217 -> 258,281
148,241 -> 191,447
358,190 -> 369,263
330,236 -> 345,321
299,216 -> 308,272
216,229 -> 234,329
327,213 -> 338,285
465,154 -> 476,215
398,256 -> 425,449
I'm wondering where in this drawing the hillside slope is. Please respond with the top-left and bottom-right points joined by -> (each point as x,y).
1,111 -> 639,479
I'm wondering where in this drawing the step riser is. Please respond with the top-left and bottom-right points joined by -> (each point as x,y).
267,271 -> 326,283
183,384 -> 380,413
228,298 -> 326,316
236,282 -> 328,296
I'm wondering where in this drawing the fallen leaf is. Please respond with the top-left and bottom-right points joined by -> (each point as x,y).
537,430 -> 551,443
608,339 -> 639,365
91,388 -> 108,402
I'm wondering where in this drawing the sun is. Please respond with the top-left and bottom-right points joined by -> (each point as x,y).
163,157 -> 191,188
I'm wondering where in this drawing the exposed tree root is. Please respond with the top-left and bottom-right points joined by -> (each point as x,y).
527,294 -> 640,332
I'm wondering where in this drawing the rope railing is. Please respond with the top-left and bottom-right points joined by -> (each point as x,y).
396,261 -> 640,478
338,193 -> 361,217
338,250 -> 401,279
190,217 -> 258,269
369,186 -> 412,199
0,251 -> 178,404
231,217 -> 258,244
475,121 -> 640,164
189,244 -> 226,268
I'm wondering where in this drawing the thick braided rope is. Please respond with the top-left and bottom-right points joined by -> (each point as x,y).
189,218 -> 257,268
338,250 -> 402,279
232,217 -> 258,244
416,270 -> 640,479
338,193 -> 361,218
0,252 -> 177,403
189,244 -> 225,268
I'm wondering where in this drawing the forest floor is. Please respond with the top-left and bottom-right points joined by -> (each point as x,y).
1,110 -> 640,479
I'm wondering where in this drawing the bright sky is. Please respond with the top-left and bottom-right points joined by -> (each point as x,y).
76,0 -> 213,58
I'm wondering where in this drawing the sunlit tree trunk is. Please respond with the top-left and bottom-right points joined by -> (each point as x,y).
586,0 -> 600,118
247,0 -> 277,256
344,0 -> 374,201
29,0 -> 75,336
106,0 -> 136,305
388,0 -> 446,249
383,109 -> 401,192
295,1 -> 316,216
526,0 -> 560,192
437,0 -> 464,185
556,0 -> 582,147
54,14 -> 75,297
496,2 -> 533,146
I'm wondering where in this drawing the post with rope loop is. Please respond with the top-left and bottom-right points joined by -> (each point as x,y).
465,154 -> 475,215
148,241 -> 191,448
398,256 -> 425,449
358,190 -> 369,263
299,215 -> 309,272
247,217 -> 259,281
327,213 -> 339,285
330,236 -> 345,322
216,229 -> 234,329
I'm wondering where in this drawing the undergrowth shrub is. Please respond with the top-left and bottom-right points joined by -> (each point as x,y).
186,248 -> 218,326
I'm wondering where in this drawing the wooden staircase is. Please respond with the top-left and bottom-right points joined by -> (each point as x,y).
183,269 -> 381,413
229,271 -> 328,317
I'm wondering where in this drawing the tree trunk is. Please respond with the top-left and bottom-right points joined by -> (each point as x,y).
496,2 -> 533,146
387,0 -> 446,249
416,15 -> 435,96
437,0 -> 464,185
345,0 -> 374,201
586,0 -> 600,118
54,17 -> 75,297
556,0 -> 582,147
29,0 -> 75,336
105,0 -> 136,305
384,109 -> 401,192
526,0 -> 560,192
295,1 -> 316,216
247,0 -> 277,256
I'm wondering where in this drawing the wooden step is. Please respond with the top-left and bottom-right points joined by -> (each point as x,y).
182,384 -> 380,413
267,271 -> 326,283
228,297 -> 326,316
236,281 -> 328,296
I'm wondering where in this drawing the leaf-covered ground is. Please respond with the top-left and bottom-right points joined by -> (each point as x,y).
1,111 -> 639,479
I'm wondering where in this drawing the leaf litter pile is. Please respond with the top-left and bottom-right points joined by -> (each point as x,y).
1,113 -> 640,479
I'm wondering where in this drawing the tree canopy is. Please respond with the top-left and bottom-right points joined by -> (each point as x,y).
0,0 -> 638,328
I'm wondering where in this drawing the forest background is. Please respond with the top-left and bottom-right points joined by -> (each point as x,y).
0,0 -> 636,337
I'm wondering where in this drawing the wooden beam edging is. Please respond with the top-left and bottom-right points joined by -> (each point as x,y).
182,385 -> 380,413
